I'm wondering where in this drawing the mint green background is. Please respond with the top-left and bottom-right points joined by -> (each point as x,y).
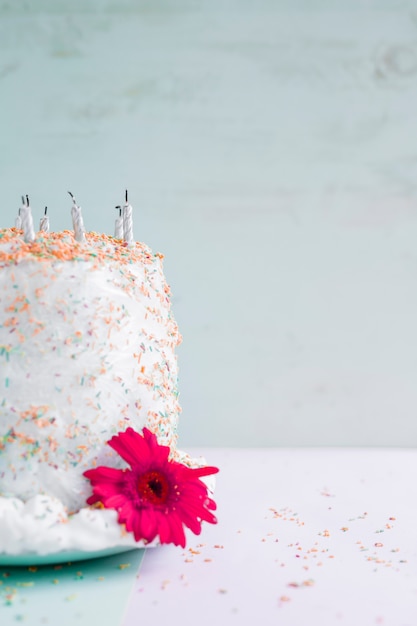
1,1 -> 417,447
0,549 -> 145,626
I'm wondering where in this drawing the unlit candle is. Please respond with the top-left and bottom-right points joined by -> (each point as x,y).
69,192 -> 86,243
15,209 -> 22,229
21,201 -> 36,243
114,206 -> 123,239
39,207 -> 49,233
122,190 -> 134,245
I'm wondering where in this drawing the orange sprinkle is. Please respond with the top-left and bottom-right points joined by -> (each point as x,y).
3,317 -> 18,327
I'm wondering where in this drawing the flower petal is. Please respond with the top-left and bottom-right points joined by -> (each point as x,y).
142,428 -> 170,464
140,507 -> 158,543
83,426 -> 219,548
118,500 -> 137,533
105,493 -> 130,509
163,511 -> 186,548
176,505 -> 203,535
155,511 -> 173,545
190,466 -> 220,479
83,466 -> 125,484
132,509 -> 145,542
107,428 -> 148,468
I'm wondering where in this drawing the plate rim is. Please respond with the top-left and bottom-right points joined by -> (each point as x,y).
0,545 -> 142,567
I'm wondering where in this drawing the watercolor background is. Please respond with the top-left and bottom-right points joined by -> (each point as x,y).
1,1 -> 417,447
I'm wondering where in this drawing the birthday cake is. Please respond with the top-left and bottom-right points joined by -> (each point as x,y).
0,196 -> 217,557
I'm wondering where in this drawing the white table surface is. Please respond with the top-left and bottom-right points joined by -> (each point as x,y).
122,448 -> 417,626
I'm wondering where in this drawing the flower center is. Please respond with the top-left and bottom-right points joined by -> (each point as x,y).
137,470 -> 170,505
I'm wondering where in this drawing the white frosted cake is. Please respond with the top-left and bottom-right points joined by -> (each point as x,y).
0,215 -> 217,558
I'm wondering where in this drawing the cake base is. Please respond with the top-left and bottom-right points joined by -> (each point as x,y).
0,494 -> 158,558
0,545 -> 142,567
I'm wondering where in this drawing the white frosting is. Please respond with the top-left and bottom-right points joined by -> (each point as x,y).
0,230 -> 183,554
0,494 -> 145,555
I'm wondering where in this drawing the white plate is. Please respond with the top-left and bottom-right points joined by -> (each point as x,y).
0,545 -> 140,567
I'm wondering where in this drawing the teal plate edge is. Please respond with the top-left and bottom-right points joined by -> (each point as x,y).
0,545 -> 141,567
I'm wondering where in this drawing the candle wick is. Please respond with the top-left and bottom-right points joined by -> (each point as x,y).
68,191 -> 76,203
125,189 -> 128,203
44,206 -> 48,215
115,205 -> 122,217
20,198 -> 35,242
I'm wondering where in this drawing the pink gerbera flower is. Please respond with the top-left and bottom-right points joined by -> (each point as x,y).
83,427 -> 219,548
